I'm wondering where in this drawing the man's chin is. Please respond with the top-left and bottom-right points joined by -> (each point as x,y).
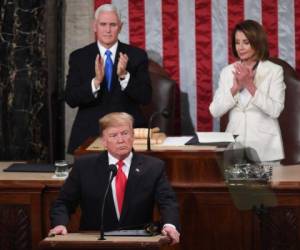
116,148 -> 131,156
101,39 -> 116,47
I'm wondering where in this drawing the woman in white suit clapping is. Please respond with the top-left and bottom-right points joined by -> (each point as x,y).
209,20 -> 286,162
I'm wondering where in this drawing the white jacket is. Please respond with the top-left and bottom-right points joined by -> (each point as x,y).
209,60 -> 286,161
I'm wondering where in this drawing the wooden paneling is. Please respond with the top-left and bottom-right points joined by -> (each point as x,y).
0,184 -> 44,250
1,158 -> 300,250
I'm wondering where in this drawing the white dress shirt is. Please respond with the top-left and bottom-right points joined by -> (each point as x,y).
239,88 -> 252,108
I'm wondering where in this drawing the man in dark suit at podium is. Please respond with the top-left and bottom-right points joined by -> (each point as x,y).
66,3 -> 152,153
50,112 -> 180,245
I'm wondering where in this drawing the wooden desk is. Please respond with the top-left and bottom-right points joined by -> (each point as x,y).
39,233 -> 168,250
74,139 -> 300,250
1,158 -> 300,250
0,162 -> 79,250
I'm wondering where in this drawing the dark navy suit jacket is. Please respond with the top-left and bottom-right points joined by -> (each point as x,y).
65,42 -> 152,153
50,152 -> 180,231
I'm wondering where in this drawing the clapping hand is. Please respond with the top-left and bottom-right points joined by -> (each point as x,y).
117,52 -> 128,78
94,54 -> 105,88
232,62 -> 256,96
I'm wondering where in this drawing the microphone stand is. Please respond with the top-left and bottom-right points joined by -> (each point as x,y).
147,111 -> 160,151
147,109 -> 170,151
99,164 -> 117,240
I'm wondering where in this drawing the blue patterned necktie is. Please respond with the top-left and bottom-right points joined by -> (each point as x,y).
105,50 -> 113,91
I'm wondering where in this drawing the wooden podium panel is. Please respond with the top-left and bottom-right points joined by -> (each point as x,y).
2,158 -> 300,249
0,183 -> 44,250
0,162 -> 57,250
38,233 -> 169,250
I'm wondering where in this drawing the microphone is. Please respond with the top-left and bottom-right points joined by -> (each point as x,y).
99,164 -> 118,240
147,109 -> 169,151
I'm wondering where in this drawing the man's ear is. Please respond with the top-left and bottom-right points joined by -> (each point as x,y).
118,22 -> 123,33
100,137 -> 106,148
92,20 -> 97,33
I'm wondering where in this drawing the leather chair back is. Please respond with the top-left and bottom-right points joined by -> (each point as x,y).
269,58 -> 300,165
141,60 -> 176,135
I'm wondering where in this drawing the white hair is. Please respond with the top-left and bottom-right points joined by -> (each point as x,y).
94,4 -> 121,21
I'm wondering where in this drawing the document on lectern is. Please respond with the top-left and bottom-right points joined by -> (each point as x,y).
196,132 -> 235,143
162,136 -> 192,146
104,229 -> 153,236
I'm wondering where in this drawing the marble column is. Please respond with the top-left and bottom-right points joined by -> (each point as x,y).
63,0 -> 94,161
0,0 -> 49,161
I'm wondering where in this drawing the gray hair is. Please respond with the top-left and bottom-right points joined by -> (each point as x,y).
94,4 -> 121,21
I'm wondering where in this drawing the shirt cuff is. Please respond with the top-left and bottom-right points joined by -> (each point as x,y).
91,78 -> 101,97
119,72 -> 130,90
163,223 -> 176,230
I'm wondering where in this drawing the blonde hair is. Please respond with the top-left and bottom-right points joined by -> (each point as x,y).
99,112 -> 134,136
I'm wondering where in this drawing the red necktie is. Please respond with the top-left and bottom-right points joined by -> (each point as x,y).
115,160 -> 127,214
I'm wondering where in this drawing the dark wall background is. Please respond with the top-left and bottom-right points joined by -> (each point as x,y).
0,0 -> 64,162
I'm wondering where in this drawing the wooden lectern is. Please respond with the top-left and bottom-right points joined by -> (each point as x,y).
38,232 -> 169,250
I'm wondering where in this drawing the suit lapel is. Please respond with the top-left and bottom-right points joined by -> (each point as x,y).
111,42 -> 126,92
87,43 -> 100,79
119,154 -> 144,224
253,61 -> 264,88
91,42 -> 99,55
